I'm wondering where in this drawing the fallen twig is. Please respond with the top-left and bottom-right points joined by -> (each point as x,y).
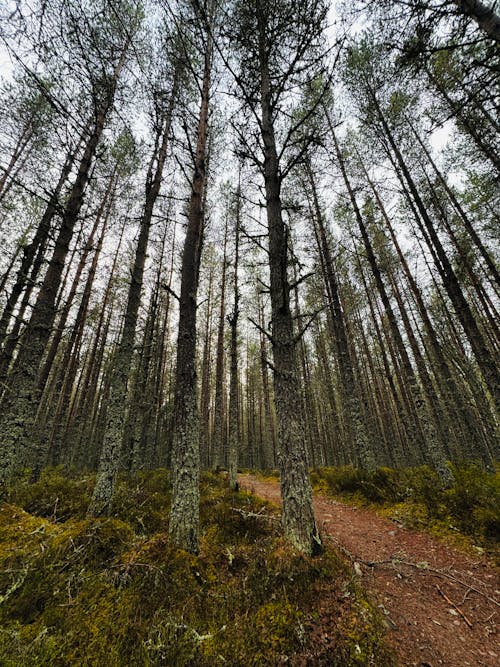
458,587 -> 472,606
482,610 -> 496,623
436,584 -> 473,628
322,531 -> 357,563
230,507 -> 278,521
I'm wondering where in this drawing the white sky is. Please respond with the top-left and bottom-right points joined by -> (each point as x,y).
0,47 -> 13,82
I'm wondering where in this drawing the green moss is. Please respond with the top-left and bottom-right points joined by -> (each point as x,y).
253,601 -> 303,652
0,469 -> 394,666
49,517 -> 134,567
6,466 -> 94,521
111,468 -> 171,535
337,585 -> 396,667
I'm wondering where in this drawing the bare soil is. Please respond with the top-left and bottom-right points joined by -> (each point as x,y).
239,474 -> 500,667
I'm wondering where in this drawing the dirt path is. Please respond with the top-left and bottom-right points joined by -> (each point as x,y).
239,474 -> 499,667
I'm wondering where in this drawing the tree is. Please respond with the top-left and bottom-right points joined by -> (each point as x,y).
224,0 -> 327,554
169,0 -> 214,553
211,214 -> 229,470
304,156 -> 375,470
227,176 -> 241,490
344,38 -> 499,415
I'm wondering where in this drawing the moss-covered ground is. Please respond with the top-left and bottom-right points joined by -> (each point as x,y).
0,468 -> 395,666
308,463 -> 500,561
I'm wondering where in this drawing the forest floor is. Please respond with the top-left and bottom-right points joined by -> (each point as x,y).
239,474 -> 500,667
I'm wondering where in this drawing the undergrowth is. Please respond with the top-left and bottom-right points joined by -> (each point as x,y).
0,468 -> 395,666
310,463 -> 500,559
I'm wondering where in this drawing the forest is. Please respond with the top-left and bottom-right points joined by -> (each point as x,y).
0,0 -> 498,665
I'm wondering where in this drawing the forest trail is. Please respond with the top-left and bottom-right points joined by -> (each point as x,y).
239,474 -> 499,667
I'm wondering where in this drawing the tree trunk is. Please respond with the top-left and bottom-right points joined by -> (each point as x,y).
38,170 -> 116,395
425,64 -> 500,173
307,159 -> 375,469
409,121 -> 500,290
67,221 -> 125,467
361,161 -> 492,465
453,0 -> 500,42
38,193 -> 112,475
257,12 -> 320,555
258,297 -> 277,469
374,94 -> 499,412
0,233 -> 49,398
333,128 -> 452,480
199,267 -> 214,468
228,182 -> 241,491
169,43 -> 211,553
0,145 -> 78,345
0,71 -> 121,484
212,218 -> 229,470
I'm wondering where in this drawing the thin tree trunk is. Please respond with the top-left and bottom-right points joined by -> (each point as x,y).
333,127 -> 452,480
425,64 -> 500,173
409,121 -> 500,289
127,255 -> 163,472
359,156 -> 493,465
0,242 -> 24,315
38,171 -> 116,395
0,115 -> 37,201
169,40 -> 212,553
258,297 -> 277,469
212,218 -> 229,470
67,221 -> 125,466
307,160 -> 375,469
37,195 -> 112,475
228,182 -> 241,490
0,146 -> 78,344
0,54 -> 124,483
199,267 -> 214,468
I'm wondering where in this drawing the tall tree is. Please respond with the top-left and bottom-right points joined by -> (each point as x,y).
228,177 -> 241,490
305,156 -> 375,470
344,40 -> 499,414
211,214 -> 229,470
169,0 -> 214,552
225,0 -> 327,554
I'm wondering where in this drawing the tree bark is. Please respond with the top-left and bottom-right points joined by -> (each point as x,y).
212,218 -> 229,470
454,0 -> 500,42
